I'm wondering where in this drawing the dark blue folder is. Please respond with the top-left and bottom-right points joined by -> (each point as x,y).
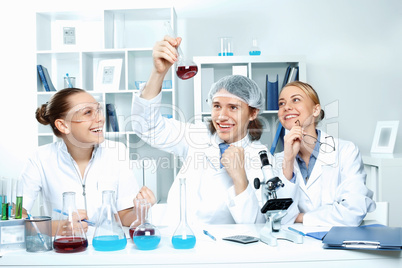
323,226 -> 402,251
266,74 -> 279,110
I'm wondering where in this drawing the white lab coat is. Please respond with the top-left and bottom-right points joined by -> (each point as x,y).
131,93 -> 274,226
20,140 -> 138,222
273,131 -> 376,226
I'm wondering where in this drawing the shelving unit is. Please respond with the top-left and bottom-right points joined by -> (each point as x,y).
363,154 -> 402,227
193,56 -> 306,149
35,7 -> 178,202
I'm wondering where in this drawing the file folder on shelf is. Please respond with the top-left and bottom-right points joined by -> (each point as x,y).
323,226 -> 402,251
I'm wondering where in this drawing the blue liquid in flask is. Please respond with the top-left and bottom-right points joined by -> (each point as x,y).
172,235 -> 196,249
249,50 -> 261,56
133,235 -> 161,250
93,235 -> 127,251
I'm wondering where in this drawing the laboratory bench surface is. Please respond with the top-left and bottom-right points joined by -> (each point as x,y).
1,223 -> 401,267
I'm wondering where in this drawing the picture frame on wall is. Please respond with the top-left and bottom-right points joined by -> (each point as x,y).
371,121 -> 399,154
95,59 -> 123,91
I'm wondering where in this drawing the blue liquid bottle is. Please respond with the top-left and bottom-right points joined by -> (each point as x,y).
172,178 -> 196,249
93,190 -> 127,251
133,202 -> 161,250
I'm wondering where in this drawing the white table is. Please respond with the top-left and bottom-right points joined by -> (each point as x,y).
1,224 -> 401,267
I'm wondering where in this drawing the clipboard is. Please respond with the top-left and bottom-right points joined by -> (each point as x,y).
323,226 -> 402,251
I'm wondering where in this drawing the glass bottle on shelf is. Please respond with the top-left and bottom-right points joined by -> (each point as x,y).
249,37 -> 261,56
92,190 -> 127,251
133,202 -> 161,250
53,192 -> 88,253
129,198 -> 145,240
172,178 -> 196,249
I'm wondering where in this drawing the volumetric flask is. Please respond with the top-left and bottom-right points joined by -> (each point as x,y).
172,178 -> 196,249
93,190 -> 127,251
129,198 -> 146,240
53,192 -> 88,253
164,21 -> 198,80
133,202 -> 161,250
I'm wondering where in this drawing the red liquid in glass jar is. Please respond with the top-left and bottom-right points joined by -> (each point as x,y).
176,65 -> 198,80
53,237 -> 88,253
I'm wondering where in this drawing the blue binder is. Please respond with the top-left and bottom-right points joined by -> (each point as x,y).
37,65 -> 56,92
323,226 -> 402,251
266,74 -> 279,110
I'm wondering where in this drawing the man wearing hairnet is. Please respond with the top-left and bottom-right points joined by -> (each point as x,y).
132,35 -> 296,226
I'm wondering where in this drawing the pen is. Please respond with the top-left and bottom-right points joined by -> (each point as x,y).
66,73 -> 73,88
288,227 -> 306,236
203,230 -> 216,241
53,209 -> 95,226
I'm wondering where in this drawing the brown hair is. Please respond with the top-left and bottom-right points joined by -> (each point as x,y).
35,88 -> 86,137
281,81 -> 325,123
208,107 -> 263,141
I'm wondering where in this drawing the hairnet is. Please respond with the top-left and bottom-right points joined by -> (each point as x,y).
208,75 -> 265,111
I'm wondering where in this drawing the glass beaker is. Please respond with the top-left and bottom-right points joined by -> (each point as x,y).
172,178 -> 196,249
129,198 -> 145,240
164,21 -> 198,80
219,37 -> 234,56
133,202 -> 161,250
53,192 -> 88,253
93,190 -> 127,251
249,37 -> 261,56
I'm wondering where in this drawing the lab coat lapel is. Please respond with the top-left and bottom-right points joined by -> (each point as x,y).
203,143 -> 221,171
306,146 -> 337,188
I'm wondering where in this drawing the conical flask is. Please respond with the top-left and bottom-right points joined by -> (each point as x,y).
53,192 -> 88,253
93,190 -> 127,251
129,198 -> 146,240
133,202 -> 161,250
172,178 -> 196,249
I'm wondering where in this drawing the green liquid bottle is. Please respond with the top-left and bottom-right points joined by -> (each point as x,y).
2,202 -> 9,220
14,196 -> 23,219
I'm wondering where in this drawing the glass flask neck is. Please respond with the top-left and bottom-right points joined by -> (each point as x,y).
62,192 -> 77,211
102,190 -> 115,206
140,202 -> 151,225
179,178 -> 188,224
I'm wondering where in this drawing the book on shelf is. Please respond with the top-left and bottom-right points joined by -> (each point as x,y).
37,65 -> 56,92
270,122 -> 285,155
282,65 -> 299,88
282,65 -> 292,89
287,66 -> 299,84
106,103 -> 119,132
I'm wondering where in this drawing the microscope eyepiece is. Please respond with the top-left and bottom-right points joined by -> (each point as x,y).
259,150 -> 270,166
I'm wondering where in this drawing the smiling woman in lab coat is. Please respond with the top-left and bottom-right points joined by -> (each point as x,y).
275,81 -> 375,226
20,88 -> 155,234
131,36 -> 280,226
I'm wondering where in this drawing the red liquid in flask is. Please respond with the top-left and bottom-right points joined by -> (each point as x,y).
129,227 -> 136,240
53,237 -> 88,253
176,65 -> 198,80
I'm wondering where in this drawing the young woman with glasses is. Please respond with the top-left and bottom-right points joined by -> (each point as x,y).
275,81 -> 375,226
20,88 -> 155,235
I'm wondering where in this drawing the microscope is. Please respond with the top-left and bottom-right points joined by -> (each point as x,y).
254,150 -> 303,246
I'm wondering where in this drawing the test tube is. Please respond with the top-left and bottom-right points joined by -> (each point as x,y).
14,180 -> 23,219
1,178 -> 9,220
0,178 -> 2,218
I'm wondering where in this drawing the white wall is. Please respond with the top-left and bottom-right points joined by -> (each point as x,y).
177,0 -> 402,155
1,0 -> 401,179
